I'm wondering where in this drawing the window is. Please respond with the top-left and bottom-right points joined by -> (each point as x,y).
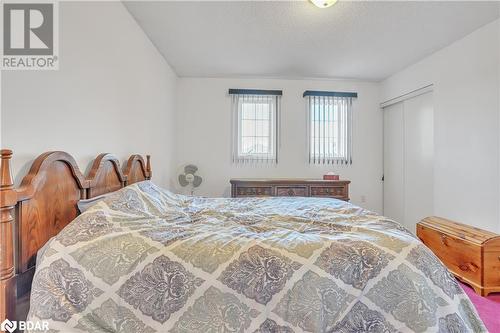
230,89 -> 281,163
304,91 -> 356,164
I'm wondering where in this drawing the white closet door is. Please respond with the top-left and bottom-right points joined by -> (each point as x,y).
383,102 -> 405,225
383,91 -> 433,233
404,92 -> 434,232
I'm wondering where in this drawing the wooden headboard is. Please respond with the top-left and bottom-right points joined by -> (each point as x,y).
0,150 -> 151,322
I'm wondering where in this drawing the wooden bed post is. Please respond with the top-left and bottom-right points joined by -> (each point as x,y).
0,149 -> 17,322
146,155 -> 152,179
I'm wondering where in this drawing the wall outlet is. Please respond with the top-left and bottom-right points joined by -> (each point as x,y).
361,195 -> 366,203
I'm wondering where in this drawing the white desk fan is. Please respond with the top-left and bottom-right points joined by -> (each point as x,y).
178,164 -> 202,195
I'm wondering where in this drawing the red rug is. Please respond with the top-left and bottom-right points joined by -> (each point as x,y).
459,281 -> 500,332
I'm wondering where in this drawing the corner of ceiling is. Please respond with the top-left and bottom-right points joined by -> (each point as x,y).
120,0 -> 180,78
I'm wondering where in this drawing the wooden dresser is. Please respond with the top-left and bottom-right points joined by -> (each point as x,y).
230,179 -> 350,201
417,216 -> 500,296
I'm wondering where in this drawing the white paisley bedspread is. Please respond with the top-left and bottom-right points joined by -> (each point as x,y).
27,181 -> 486,333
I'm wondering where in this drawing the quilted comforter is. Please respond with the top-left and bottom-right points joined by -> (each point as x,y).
27,181 -> 485,333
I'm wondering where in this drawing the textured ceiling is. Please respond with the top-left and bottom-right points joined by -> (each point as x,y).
124,1 -> 500,81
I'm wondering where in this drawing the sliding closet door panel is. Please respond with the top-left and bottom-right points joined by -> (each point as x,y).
383,102 -> 405,225
404,92 -> 434,232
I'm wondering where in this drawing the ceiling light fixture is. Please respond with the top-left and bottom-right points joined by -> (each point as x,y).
310,0 -> 338,8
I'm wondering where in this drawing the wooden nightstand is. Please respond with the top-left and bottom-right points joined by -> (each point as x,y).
230,178 -> 350,201
417,216 -> 500,296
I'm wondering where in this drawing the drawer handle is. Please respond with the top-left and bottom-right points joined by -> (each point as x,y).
458,264 -> 468,272
459,263 -> 479,273
287,189 -> 295,196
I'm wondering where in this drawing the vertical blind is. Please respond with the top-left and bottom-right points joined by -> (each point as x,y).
230,89 -> 282,164
304,91 -> 356,165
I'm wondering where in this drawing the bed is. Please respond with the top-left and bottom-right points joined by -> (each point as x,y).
0,150 -> 486,332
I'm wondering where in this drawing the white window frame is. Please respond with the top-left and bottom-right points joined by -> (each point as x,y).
237,97 -> 275,159
230,91 -> 281,164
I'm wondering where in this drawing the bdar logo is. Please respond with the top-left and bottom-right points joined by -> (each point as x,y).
0,319 -> 48,331
0,319 -> 17,333
3,3 -> 54,55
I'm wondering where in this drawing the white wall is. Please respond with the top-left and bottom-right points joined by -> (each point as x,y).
0,1 -> 178,188
176,78 -> 383,213
4,2 -> 496,232
381,19 -> 500,233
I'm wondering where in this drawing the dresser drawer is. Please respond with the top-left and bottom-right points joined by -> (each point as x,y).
276,186 -> 307,197
235,186 -> 273,197
417,224 -> 482,285
310,186 -> 347,198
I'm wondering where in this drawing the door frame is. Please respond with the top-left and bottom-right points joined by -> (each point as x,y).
380,84 -> 433,108
381,84 -> 434,223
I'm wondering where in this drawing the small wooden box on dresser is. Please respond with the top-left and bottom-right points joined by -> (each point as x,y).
417,216 -> 500,296
230,178 -> 350,201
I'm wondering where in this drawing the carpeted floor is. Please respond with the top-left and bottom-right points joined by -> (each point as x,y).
459,281 -> 500,332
